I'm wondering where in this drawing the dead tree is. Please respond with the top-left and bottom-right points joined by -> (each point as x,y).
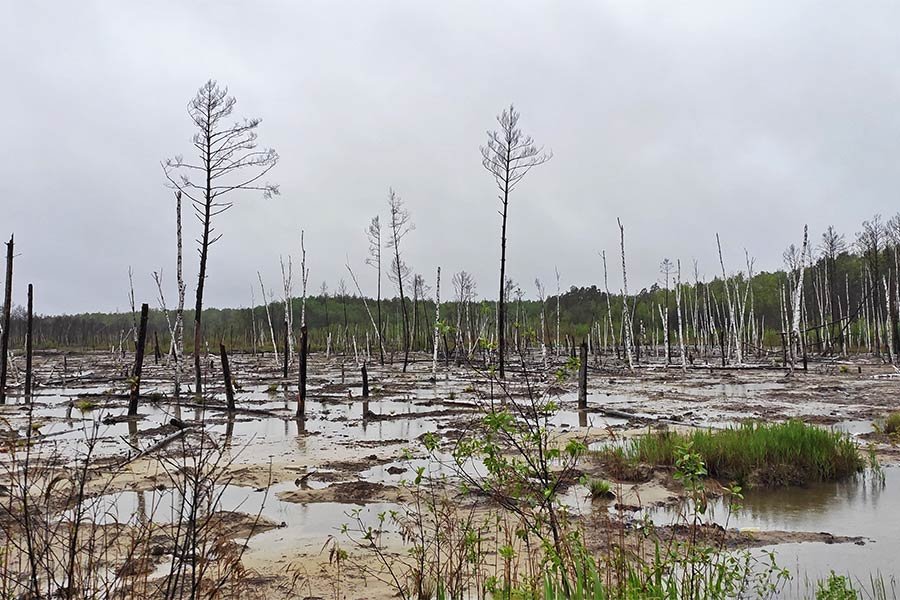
129,303 -> 149,416
617,219 -> 635,371
600,251 -> 617,355
280,255 -> 294,365
0,235 -> 12,404
220,343 -> 235,412
25,283 -> 33,401
555,267 -> 562,358
153,270 -> 182,398
366,216 -> 386,364
481,104 -> 551,378
432,266 -> 441,379
387,189 -> 414,372
338,279 -> 350,352
173,191 -> 186,369
297,325 -> 308,419
659,258 -> 674,364
675,260 -> 687,372
856,215 -> 887,358
299,230 -> 309,326
346,262 -> 382,364
886,215 -> 900,358
535,279 -> 548,369
788,227 -> 810,372
258,272 -> 279,362
163,80 -> 279,396
128,267 -> 138,349
716,234 -> 742,364
452,271 -> 476,361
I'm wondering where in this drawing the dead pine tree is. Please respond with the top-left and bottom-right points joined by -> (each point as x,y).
481,104 -> 551,378
386,189 -> 414,372
0,234 -> 13,404
163,79 -> 279,397
366,216 -> 386,364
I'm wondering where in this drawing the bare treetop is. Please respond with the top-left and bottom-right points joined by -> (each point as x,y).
480,104 -> 552,195
819,225 -> 846,260
856,214 -> 885,258
163,80 -> 279,236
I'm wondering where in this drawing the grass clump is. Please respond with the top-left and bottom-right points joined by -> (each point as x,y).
614,420 -> 864,486
73,398 -> 98,412
585,477 -> 613,500
882,412 -> 900,436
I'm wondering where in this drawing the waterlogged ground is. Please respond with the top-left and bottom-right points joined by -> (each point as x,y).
1,350 -> 900,597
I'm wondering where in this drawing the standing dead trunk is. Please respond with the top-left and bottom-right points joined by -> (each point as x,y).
258,273 -> 279,363
282,325 -> 289,379
129,303 -> 149,416
675,261 -> 687,372
387,189 -> 413,372
617,220 -> 635,372
220,343 -> 235,412
0,235 -> 13,404
297,325 -> 308,419
432,267 -> 441,380
361,362 -> 369,398
24,283 -> 33,401
577,341 -> 588,410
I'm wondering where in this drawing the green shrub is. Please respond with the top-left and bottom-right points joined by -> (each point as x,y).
816,572 -> 859,600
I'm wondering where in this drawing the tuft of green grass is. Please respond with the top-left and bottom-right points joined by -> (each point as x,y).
74,399 -> 98,412
607,420 -> 864,487
586,477 -> 613,500
882,412 -> 900,436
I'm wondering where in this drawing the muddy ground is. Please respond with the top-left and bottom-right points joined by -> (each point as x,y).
1,350 -> 898,598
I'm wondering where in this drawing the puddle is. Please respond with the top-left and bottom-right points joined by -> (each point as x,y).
70,483 -> 402,558
646,467 -> 900,585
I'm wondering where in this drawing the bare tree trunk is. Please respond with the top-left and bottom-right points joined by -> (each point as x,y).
174,191 -> 185,397
577,341 -> 587,409
129,303 -> 149,415
220,343 -> 235,412
432,267 -> 441,379
617,220 -> 634,372
0,235 -> 13,404
676,261 -> 687,372
297,325 -> 308,419
25,283 -> 33,401
258,272 -> 278,363
555,267 -> 561,358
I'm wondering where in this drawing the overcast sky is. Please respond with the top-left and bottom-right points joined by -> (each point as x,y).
2,1 -> 899,315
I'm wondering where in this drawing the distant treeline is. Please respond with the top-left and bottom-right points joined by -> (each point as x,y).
1,239 -> 892,360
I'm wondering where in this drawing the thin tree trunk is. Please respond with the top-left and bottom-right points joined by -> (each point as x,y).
0,235 -> 13,404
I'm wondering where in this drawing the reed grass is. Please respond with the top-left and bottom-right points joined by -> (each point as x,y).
609,420 -> 864,486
